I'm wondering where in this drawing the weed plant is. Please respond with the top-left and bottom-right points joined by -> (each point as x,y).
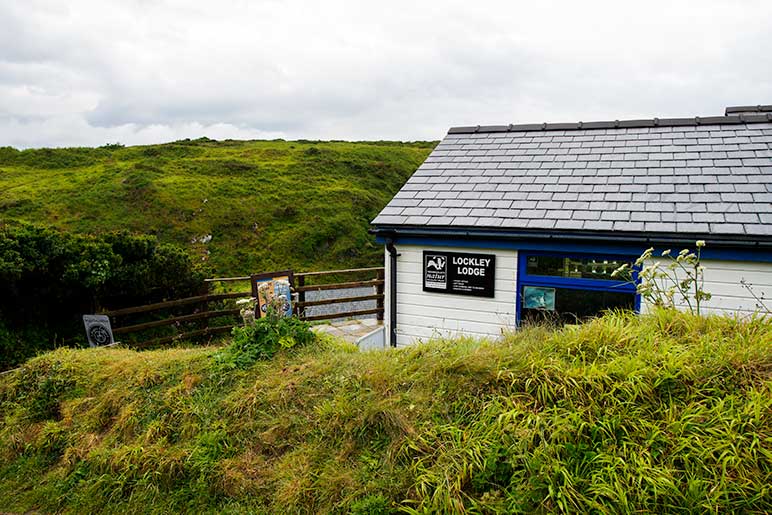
0,309 -> 769,513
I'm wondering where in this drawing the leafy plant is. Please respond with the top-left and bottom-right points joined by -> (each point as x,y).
613,240 -> 711,315
216,311 -> 314,368
235,297 -> 257,325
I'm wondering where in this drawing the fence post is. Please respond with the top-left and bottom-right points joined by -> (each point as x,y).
297,275 -> 305,318
376,269 -> 384,321
200,282 -> 210,333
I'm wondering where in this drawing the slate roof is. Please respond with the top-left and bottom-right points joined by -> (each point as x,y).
372,108 -> 772,241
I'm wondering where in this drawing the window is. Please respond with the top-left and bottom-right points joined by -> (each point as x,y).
517,251 -> 638,325
525,255 -> 628,281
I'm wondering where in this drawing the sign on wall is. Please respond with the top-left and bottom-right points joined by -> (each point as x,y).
523,286 -> 556,310
82,314 -> 114,347
422,251 -> 496,298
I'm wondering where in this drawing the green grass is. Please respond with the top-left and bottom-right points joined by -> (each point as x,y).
1,309 -> 770,513
0,139 -> 435,274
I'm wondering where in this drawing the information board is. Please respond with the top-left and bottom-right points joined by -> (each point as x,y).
422,250 -> 496,298
250,270 -> 294,318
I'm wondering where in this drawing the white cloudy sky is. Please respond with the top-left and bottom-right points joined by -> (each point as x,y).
1,0 -> 771,148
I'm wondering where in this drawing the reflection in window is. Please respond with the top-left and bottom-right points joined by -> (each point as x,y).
525,255 -> 629,281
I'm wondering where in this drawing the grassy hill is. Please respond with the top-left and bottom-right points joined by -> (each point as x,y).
0,139 -> 435,275
1,310 -> 769,513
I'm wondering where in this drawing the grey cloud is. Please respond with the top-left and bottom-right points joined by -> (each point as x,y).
1,0 -> 771,148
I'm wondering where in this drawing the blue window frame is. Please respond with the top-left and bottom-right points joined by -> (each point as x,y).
516,250 -> 640,325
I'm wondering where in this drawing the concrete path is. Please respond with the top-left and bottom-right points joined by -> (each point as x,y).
312,318 -> 382,343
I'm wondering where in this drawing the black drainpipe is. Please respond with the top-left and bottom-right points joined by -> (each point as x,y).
385,238 -> 398,347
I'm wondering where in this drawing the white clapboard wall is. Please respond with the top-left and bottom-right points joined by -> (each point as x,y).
385,245 -> 517,347
641,258 -> 772,315
386,245 -> 772,347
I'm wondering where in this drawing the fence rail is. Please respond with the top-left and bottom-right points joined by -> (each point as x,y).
102,266 -> 384,348
295,293 -> 382,309
203,276 -> 250,283
294,279 -> 384,293
112,308 -> 241,335
135,325 -> 235,348
102,291 -> 249,317
302,307 -> 383,322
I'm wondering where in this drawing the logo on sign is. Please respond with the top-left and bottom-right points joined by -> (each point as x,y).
424,254 -> 447,288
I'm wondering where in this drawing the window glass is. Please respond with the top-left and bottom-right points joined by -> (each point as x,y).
520,286 -> 634,325
525,255 -> 629,281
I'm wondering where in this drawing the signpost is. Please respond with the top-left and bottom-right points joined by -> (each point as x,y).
83,314 -> 115,347
422,251 -> 496,298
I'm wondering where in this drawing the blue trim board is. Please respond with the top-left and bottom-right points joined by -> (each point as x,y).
515,272 -> 522,326
517,276 -> 636,293
375,235 -> 772,263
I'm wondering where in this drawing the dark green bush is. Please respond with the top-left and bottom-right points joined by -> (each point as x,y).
217,315 -> 314,369
0,224 -> 208,370
0,320 -> 55,374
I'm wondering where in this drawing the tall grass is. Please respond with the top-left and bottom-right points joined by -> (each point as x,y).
0,309 -> 769,513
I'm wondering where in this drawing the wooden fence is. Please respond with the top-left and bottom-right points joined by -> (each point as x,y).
102,266 -> 384,348
295,266 -> 384,321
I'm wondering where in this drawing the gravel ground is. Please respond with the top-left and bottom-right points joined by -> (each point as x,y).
301,286 -> 378,320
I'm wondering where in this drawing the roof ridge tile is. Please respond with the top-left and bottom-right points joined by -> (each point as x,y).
448,113 -> 772,135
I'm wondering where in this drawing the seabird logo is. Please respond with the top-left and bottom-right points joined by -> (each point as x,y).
425,253 -> 448,289
426,255 -> 446,271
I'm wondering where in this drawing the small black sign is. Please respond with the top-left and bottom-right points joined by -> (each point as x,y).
422,250 -> 496,298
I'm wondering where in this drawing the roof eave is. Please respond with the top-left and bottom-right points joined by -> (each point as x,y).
370,224 -> 772,249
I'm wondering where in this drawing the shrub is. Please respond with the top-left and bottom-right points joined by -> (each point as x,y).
0,224 -> 207,369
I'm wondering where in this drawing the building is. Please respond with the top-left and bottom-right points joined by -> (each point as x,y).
371,105 -> 772,347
